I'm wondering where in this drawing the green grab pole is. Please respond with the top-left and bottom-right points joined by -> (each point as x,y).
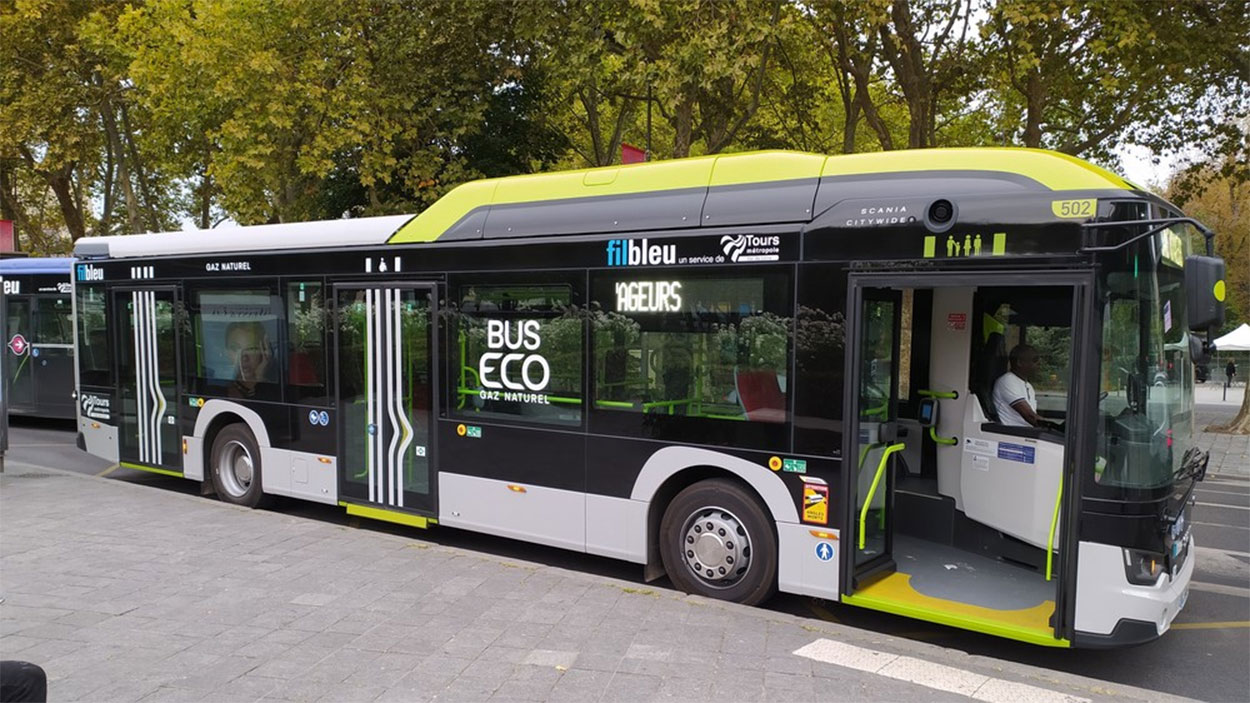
595,400 -> 636,409
863,401 -> 889,419
929,427 -> 958,446
859,443 -> 905,550
1046,474 -> 1064,581
918,389 -> 958,399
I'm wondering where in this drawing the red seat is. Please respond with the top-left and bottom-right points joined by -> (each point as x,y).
289,352 -> 319,385
735,370 -> 786,423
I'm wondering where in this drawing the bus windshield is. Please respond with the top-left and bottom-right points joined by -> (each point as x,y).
1095,227 -> 1194,491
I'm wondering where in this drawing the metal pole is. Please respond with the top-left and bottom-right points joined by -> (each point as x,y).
1,273 -> 8,472
646,85 -> 652,161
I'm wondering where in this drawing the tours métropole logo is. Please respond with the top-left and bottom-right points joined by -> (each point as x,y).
720,234 -> 781,262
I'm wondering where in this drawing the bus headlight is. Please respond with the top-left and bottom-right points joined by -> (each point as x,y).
1123,548 -> 1165,585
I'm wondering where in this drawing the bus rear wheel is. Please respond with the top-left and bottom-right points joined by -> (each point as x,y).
660,478 -> 777,606
210,424 -> 267,508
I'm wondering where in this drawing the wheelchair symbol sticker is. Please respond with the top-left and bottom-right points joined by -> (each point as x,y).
815,542 -> 835,562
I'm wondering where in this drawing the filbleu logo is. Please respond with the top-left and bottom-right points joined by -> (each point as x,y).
77,264 -> 104,282
606,238 -> 676,267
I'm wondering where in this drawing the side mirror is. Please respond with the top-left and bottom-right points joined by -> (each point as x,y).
1189,334 -> 1213,366
1186,255 -> 1226,332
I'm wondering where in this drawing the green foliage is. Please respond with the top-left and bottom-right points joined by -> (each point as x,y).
1,0 -> 1246,239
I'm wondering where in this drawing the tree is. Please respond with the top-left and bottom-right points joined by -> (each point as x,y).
0,0 -> 179,249
980,1 -> 1250,163
1167,145 -> 1250,434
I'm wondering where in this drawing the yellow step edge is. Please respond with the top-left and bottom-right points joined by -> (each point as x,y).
344,502 -> 435,530
842,572 -> 1069,648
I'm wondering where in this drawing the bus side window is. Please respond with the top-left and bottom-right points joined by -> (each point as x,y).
591,269 -> 792,427
36,297 -> 73,344
287,281 -> 327,404
449,278 -> 584,427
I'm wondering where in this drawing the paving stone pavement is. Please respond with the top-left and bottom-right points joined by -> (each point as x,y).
1,463 -> 1193,703
1195,383 -> 1250,477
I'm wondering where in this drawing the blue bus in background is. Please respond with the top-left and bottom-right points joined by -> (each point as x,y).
1,257 -> 76,419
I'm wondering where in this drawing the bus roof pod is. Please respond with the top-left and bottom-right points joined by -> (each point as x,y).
72,148 -> 1139,260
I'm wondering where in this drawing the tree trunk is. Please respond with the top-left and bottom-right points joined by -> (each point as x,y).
1023,70 -> 1045,148
99,99 -> 142,234
198,167 -> 213,230
46,165 -> 87,241
119,102 -> 163,232
1226,383 -> 1250,434
671,91 -> 694,159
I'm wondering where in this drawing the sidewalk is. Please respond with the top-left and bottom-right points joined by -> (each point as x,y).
0,462 -> 1196,703
1195,382 -> 1250,477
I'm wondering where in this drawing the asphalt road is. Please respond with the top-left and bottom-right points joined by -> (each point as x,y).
4,414 -> 1247,702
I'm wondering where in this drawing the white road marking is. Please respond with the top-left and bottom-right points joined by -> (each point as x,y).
1195,546 -> 1250,582
1195,488 -> 1250,497
1193,521 -> 1248,530
1195,501 -> 1250,511
794,638 -> 1090,703
1189,580 -> 1250,598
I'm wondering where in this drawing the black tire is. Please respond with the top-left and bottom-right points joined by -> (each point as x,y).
659,478 -> 778,605
209,423 -> 267,508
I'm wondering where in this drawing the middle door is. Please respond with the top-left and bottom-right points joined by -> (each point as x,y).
335,284 -> 435,514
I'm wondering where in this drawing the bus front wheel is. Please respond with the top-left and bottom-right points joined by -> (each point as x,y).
660,478 -> 777,606
210,424 -> 267,508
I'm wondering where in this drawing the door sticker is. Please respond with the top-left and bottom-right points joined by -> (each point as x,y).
802,481 -> 829,525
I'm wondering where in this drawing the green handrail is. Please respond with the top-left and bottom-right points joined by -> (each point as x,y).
862,401 -> 889,419
858,442 -> 905,550
929,426 -> 957,446
1046,474 -> 1064,581
918,389 -> 958,399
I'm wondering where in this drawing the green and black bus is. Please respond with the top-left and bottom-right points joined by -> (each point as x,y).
2,256 -> 76,419
72,148 -> 1225,648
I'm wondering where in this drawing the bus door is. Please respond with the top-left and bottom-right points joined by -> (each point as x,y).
113,287 -> 182,470
334,283 -> 435,515
5,294 -> 36,412
30,293 -> 75,418
846,286 -> 903,585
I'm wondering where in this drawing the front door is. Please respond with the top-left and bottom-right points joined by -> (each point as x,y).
114,287 -> 181,470
847,286 -> 903,585
335,284 -> 435,514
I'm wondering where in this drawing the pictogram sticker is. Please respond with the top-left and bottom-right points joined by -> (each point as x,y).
802,483 -> 829,525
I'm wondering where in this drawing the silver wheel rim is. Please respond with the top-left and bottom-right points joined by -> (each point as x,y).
679,505 -> 752,590
217,440 -> 254,497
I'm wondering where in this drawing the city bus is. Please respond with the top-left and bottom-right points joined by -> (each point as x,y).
71,148 -> 1225,648
1,257 -> 76,419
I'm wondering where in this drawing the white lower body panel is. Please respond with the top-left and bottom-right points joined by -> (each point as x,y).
778,523 -> 840,601
80,420 -> 118,463
439,473 -> 585,552
1075,539 -> 1193,636
257,447 -> 339,505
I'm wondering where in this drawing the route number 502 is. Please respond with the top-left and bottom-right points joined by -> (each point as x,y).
1051,198 -> 1096,218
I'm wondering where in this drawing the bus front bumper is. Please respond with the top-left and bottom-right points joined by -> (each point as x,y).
1072,538 -> 1193,648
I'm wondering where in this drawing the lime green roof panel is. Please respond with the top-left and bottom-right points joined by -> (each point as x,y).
388,148 -> 1135,244
819,147 -> 1131,191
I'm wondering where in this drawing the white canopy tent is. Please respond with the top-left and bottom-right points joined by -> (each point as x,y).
1214,324 -> 1250,352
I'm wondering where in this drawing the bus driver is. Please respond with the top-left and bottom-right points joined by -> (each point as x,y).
993,344 -> 1056,430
